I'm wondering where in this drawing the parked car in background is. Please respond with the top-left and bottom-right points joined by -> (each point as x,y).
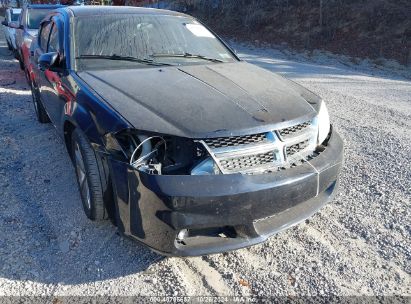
29,6 -> 343,256
9,4 -> 64,73
1,8 -> 21,53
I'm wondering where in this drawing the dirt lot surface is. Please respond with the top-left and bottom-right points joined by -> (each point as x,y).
0,29 -> 410,298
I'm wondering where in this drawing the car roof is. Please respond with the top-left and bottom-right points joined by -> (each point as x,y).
26,4 -> 66,9
63,5 -> 190,18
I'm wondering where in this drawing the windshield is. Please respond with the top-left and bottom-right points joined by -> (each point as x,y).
27,9 -> 52,29
11,12 -> 20,22
74,14 -> 237,70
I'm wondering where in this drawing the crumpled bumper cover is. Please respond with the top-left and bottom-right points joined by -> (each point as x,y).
109,130 -> 344,256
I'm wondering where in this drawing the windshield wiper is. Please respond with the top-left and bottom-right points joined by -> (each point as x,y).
76,54 -> 173,66
150,53 -> 224,63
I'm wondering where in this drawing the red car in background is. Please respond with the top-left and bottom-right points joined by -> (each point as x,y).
8,4 -> 64,81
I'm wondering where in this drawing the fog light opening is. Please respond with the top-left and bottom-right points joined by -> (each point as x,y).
176,226 -> 237,244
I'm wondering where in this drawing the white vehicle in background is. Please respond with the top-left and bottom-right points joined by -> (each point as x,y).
1,8 -> 22,52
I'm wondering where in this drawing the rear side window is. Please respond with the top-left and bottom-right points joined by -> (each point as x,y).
39,23 -> 52,51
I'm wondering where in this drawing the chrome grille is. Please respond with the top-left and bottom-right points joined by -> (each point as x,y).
200,119 -> 317,174
286,139 -> 310,157
220,151 -> 276,172
278,121 -> 312,139
203,133 -> 266,148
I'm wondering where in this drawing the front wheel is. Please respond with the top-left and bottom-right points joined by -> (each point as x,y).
72,129 -> 107,221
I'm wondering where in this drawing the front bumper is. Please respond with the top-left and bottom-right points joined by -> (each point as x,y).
109,130 -> 343,256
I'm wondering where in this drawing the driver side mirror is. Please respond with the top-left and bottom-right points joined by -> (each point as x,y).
38,52 -> 61,72
1,20 -> 8,26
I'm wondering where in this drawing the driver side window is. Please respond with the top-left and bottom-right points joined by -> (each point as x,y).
48,23 -> 59,53
39,22 -> 52,52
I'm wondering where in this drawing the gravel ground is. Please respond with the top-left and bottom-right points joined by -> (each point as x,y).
0,28 -> 410,299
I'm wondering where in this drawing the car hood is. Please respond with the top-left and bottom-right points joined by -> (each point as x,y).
78,61 -> 321,138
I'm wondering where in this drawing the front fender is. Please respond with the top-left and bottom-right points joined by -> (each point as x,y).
61,74 -> 130,150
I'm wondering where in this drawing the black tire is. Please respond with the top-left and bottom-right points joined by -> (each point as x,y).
72,128 -> 107,221
30,83 -> 50,123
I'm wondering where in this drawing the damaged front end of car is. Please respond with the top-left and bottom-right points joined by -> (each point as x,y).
102,108 -> 343,256
104,130 -> 217,176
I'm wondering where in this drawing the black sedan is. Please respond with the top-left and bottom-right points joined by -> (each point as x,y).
29,6 -> 343,256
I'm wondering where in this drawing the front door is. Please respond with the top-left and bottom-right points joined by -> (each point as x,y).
35,18 -> 70,133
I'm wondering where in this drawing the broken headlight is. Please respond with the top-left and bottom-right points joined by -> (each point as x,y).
104,130 -> 217,175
